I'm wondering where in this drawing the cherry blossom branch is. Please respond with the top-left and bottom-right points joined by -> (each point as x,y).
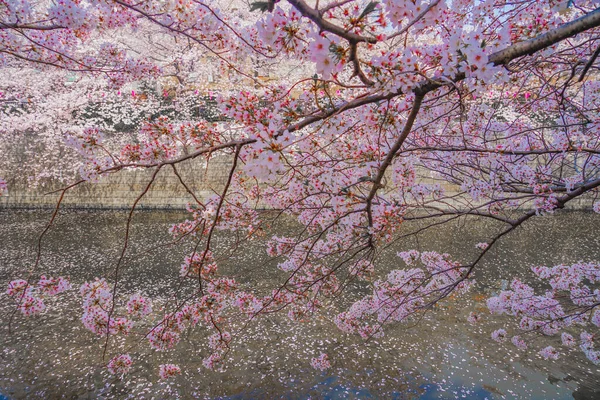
490,7 -> 600,66
365,94 -> 424,228
6,179 -> 79,333
103,166 -> 163,359
286,0 -> 377,44
319,0 -> 357,14
111,0 -> 266,86
578,43 -> 600,81
0,22 -> 64,30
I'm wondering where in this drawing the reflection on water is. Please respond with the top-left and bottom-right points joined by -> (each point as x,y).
1,209 -> 599,399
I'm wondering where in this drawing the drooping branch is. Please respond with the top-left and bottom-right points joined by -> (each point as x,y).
365,94 -> 424,228
6,179 -> 82,333
104,166 -> 163,359
363,175 -> 600,340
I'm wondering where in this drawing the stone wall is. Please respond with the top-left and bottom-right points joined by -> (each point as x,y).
0,156 -> 234,209
0,159 -> 593,211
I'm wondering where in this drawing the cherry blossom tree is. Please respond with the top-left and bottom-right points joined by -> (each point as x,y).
3,0 -> 600,377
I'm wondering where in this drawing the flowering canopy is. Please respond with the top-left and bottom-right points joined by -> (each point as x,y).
3,0 -> 600,377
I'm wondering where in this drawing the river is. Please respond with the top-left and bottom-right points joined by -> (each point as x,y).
1,209 -> 599,399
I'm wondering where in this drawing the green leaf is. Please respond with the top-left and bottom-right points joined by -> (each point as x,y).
250,1 -> 271,12
358,2 -> 379,21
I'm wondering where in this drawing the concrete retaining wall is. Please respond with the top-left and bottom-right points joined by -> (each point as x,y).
0,156 -> 233,209
0,159 -> 592,211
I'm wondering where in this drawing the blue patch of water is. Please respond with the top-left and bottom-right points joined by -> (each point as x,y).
222,373 -> 502,399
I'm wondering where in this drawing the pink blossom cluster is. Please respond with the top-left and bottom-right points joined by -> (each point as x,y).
1,0 -> 160,86
147,294 -> 233,353
263,239 -> 346,322
179,251 -> 218,279
308,34 -> 344,80
147,313 -> 186,352
133,117 -> 221,163
63,127 -> 113,181
206,331 -> 233,367
64,114 -> 225,182
107,354 -> 133,375
475,242 -> 489,250
335,251 -> 473,338
80,278 -> 132,336
38,275 -> 71,296
539,346 -> 559,360
580,332 -> 600,364
6,279 -> 30,298
125,293 -> 152,318
487,262 -> 600,364
220,94 -> 301,181
169,193 -> 259,242
158,364 -> 181,380
233,292 -> 264,317
348,260 -> 375,281
511,335 -> 527,350
144,277 -> 251,370
310,353 -> 331,371
49,0 -> 89,30
7,276 -> 71,316
257,7 -> 310,54
467,312 -> 480,324
266,236 -> 297,257
491,329 -> 507,342
15,293 -> 46,316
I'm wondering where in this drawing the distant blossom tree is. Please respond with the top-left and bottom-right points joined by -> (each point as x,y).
3,0 -> 600,376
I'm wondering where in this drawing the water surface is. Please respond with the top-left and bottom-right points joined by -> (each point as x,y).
1,209 -> 599,399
